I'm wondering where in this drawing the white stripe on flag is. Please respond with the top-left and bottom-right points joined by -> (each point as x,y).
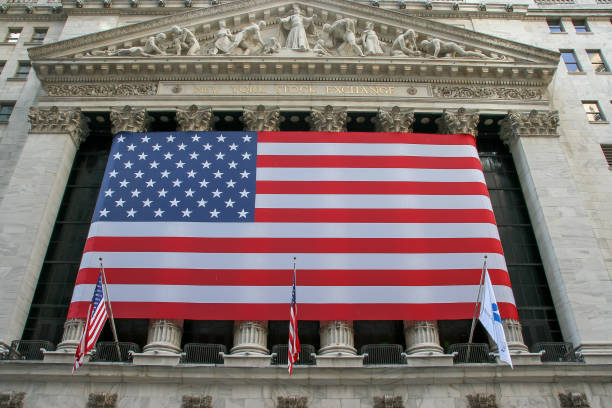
257,143 -> 479,158
256,168 -> 486,183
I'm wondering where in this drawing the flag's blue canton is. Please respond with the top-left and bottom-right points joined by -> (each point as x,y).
93,132 -> 258,222
91,275 -> 104,314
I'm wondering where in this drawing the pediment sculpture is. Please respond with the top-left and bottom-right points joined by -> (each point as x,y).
81,4 -> 506,60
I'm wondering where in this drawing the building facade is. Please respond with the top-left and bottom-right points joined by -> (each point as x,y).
1,0 -> 612,407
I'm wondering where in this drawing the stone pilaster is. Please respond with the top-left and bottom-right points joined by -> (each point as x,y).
436,107 -> 479,136
376,106 -> 415,132
109,105 -> 149,134
56,318 -> 86,353
307,105 -> 348,132
175,105 -> 213,131
240,105 -> 281,131
318,320 -> 357,355
143,319 -> 183,354
499,109 -> 560,148
403,320 -> 444,355
28,106 -> 89,147
230,320 -> 269,355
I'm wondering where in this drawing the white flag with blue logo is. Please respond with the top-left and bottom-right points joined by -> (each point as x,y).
479,268 -> 513,368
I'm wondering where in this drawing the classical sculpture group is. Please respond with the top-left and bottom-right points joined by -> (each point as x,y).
92,4 -> 503,60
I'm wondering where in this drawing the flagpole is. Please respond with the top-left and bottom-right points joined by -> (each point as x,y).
466,255 -> 487,362
99,257 -> 121,361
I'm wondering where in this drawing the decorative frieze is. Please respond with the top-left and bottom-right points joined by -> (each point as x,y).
28,106 -> 89,147
373,396 -> 403,408
319,320 -> 357,355
176,105 -> 213,131
43,83 -> 157,97
466,394 -> 497,408
559,392 -> 590,408
499,109 -> 560,147
432,86 -> 543,100
110,106 -> 149,134
307,105 -> 347,132
143,319 -> 183,354
56,318 -> 86,353
182,395 -> 212,408
230,320 -> 269,355
277,397 -> 308,408
87,393 -> 117,408
436,107 -> 479,136
0,392 -> 25,408
241,105 -> 281,131
404,320 -> 443,355
376,106 -> 415,132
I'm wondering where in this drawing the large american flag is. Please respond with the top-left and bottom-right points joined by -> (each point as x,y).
73,272 -> 107,373
67,131 -> 517,321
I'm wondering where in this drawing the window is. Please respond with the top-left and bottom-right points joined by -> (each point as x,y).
30,27 -> 48,43
6,27 -> 22,43
0,61 -> 5,74
582,101 -> 605,122
14,62 -> 30,79
0,103 -> 15,122
572,18 -> 590,32
601,144 -> 612,166
560,50 -> 581,72
547,18 -> 564,32
587,50 -> 609,73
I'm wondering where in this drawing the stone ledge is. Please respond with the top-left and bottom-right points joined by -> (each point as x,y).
221,354 -> 273,367
315,354 -> 365,367
404,353 -> 455,367
43,349 -> 88,364
131,352 -> 181,366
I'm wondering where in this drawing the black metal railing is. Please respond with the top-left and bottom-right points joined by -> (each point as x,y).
531,342 -> 584,363
181,343 -> 227,364
447,343 -> 495,364
90,342 -> 140,362
360,344 -> 405,365
271,344 -> 316,366
1,340 -> 56,360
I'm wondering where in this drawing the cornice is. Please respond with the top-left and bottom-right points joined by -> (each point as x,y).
0,13 -> 66,21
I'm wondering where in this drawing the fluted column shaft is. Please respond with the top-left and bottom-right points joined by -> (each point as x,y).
502,319 -> 529,353
318,320 -> 356,355
404,320 -> 444,355
143,319 -> 184,354
230,320 -> 269,355
56,318 -> 87,352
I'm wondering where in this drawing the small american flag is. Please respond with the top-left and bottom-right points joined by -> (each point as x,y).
288,260 -> 300,375
73,272 -> 108,373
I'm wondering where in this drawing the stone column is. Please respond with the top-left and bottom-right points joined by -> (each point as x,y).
403,320 -> 444,355
175,105 -> 213,131
230,320 -> 269,355
0,106 -> 89,361
318,320 -> 357,355
109,105 -> 150,134
56,318 -> 86,353
502,319 -> 529,353
435,107 -> 479,136
307,105 -> 348,132
142,319 -> 183,354
375,106 -> 415,132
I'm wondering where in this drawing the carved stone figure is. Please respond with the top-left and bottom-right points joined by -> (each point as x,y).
230,21 -> 267,55
376,106 -> 415,132
330,18 -> 363,57
241,105 -> 281,131
361,22 -> 384,56
208,21 -> 235,55
419,38 -> 493,59
307,105 -> 347,132
279,5 -> 316,51
313,24 -> 334,56
168,25 -> 200,56
391,29 -> 420,56
110,33 -> 167,56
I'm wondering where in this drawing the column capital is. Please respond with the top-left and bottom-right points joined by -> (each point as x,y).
436,107 -> 479,136
240,105 -> 281,131
176,105 -> 213,131
28,106 -> 89,147
376,106 -> 415,133
110,105 -> 150,134
500,109 -> 560,148
307,105 -> 348,132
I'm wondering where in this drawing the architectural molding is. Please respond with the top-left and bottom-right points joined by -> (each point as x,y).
56,318 -> 86,353
319,320 -> 356,355
0,392 -> 25,408
499,109 -> 560,147
43,83 -> 157,97
431,85 -> 543,100
241,105 -> 281,131
109,105 -> 150,134
182,395 -> 212,408
558,392 -> 590,408
87,393 -> 117,408
230,321 -> 269,355
307,105 -> 347,132
277,397 -> 308,408
376,106 -> 415,132
176,105 -> 213,131
404,320 -> 444,355
27,106 -> 89,147
373,396 -> 403,408
143,319 -> 183,354
466,394 -> 497,408
436,107 -> 479,136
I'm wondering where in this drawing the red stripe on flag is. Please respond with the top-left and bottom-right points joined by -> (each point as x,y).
67,301 -> 518,321
254,208 -> 497,223
74,268 -> 513,287
258,132 -> 476,145
257,155 -> 483,169
84,237 -> 504,255
256,181 -> 489,195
